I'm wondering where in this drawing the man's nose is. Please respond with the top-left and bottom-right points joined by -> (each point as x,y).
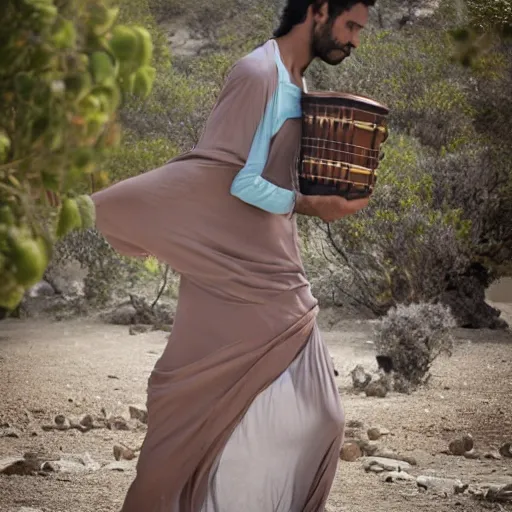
350,34 -> 360,49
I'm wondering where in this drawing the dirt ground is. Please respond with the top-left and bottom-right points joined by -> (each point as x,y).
0,300 -> 511,512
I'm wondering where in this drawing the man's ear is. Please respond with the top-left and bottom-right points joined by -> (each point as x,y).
312,1 -> 329,22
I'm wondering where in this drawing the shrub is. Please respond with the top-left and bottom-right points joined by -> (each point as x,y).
373,302 -> 456,392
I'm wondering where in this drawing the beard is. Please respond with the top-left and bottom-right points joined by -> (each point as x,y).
311,20 -> 352,66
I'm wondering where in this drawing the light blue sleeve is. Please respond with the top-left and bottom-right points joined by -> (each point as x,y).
230,89 -> 296,215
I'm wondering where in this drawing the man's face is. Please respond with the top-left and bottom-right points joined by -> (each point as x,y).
311,2 -> 369,65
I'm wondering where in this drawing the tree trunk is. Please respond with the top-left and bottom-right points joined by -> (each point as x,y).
441,263 -> 508,330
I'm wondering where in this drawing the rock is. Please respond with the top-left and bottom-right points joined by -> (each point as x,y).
79,414 -> 94,430
107,304 -> 137,325
27,280 -> 55,298
363,457 -> 411,473
350,365 -> 372,389
483,483 -> 512,502
47,260 -> 86,297
483,450 -> 502,460
449,438 -> 466,456
1,457 -> 27,475
165,24 -> 209,57
499,442 -> 512,458
383,470 -> 415,483
359,440 -> 380,456
113,444 -> 136,461
1,427 -> 21,438
41,452 -> 100,473
103,460 -> 134,472
107,415 -> 129,431
343,428 -> 360,439
449,434 -> 473,456
417,475 -> 468,495
0,455 -> 41,476
54,414 -> 70,431
373,449 -> 417,466
462,434 -> 474,452
42,459 -> 87,473
128,405 -> 148,424
340,442 -> 362,462
365,380 -> 388,398
78,452 -> 100,471
367,427 -> 390,441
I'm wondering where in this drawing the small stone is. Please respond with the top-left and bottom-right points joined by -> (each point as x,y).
417,475 -> 468,495
462,434 -> 474,452
367,427 -> 390,441
128,405 -> 148,425
103,460 -> 134,472
2,427 -> 21,438
483,451 -> 502,460
106,304 -> 136,326
365,380 -> 388,398
28,280 -> 55,298
340,442 -> 362,462
79,414 -> 94,430
54,414 -> 70,430
383,470 -> 415,483
375,448 -> 418,466
359,440 -> 380,456
499,442 -> 512,458
484,483 -> 512,502
107,416 -> 129,431
463,450 -> 482,460
113,444 -> 136,461
449,438 -> 466,456
363,457 -> 411,472
0,456 -> 38,476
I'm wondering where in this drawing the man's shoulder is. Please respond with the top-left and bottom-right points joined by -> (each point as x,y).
230,40 -> 277,80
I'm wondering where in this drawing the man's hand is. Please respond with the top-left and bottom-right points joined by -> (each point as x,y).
294,193 -> 369,222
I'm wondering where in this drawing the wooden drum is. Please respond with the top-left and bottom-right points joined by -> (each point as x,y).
298,91 -> 390,199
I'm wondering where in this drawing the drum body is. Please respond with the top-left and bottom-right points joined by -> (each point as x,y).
298,92 -> 389,199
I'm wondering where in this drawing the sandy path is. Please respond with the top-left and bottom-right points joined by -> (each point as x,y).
0,314 -> 511,512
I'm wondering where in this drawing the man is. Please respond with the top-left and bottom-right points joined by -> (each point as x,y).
92,0 -> 375,510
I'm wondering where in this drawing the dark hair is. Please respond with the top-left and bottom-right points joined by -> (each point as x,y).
273,0 -> 376,37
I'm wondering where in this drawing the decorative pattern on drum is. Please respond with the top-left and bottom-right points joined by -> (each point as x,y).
298,91 -> 390,199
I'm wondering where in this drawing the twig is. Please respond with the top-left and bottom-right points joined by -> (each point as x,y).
0,181 -> 21,196
151,264 -> 170,309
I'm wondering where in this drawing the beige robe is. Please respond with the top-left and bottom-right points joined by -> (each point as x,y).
91,39 -> 344,512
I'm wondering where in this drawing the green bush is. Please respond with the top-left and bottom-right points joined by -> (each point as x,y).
0,0 -> 157,310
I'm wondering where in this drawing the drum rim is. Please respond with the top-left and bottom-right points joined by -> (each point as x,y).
302,91 -> 389,115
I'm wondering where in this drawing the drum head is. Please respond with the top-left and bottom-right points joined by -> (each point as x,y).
302,91 -> 389,116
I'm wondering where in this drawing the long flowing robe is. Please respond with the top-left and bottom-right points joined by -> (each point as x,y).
91,39 -> 345,512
